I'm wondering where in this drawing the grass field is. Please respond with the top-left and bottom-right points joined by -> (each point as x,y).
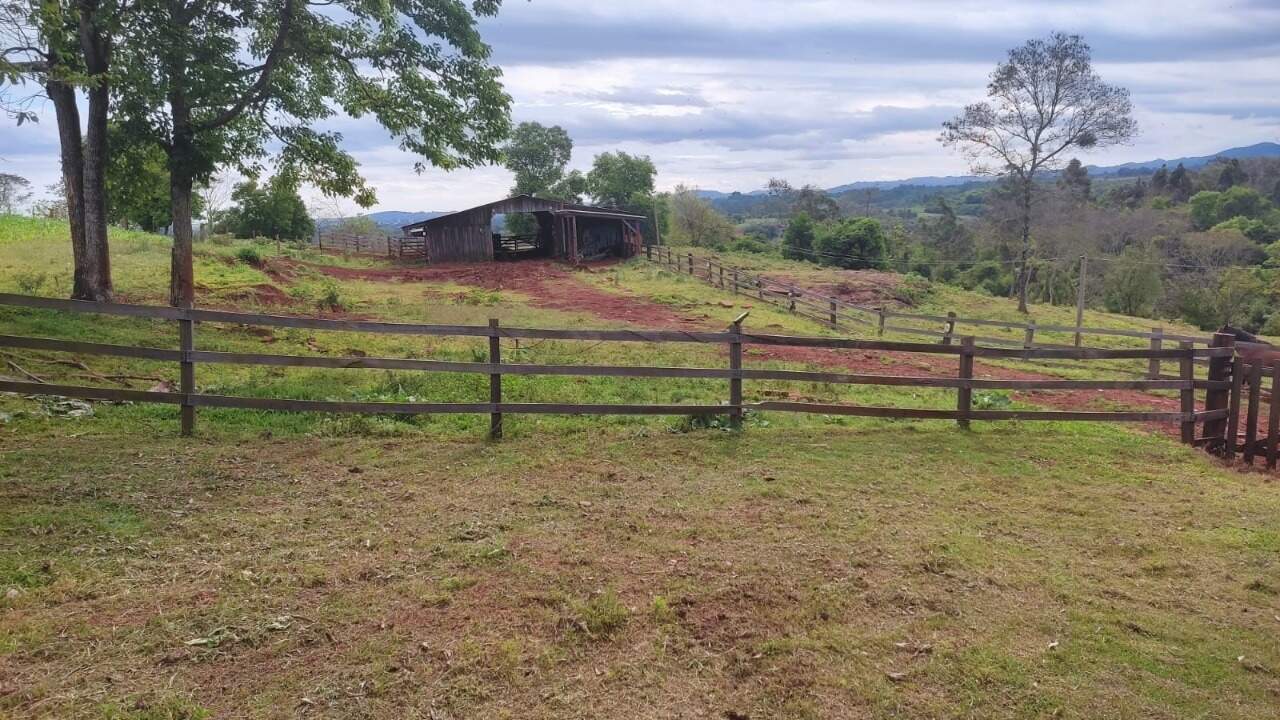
2,217 -> 1278,718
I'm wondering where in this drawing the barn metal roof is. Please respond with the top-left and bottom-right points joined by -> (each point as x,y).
399,194 -> 646,232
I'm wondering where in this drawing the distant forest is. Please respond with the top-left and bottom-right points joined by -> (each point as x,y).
662,155 -> 1280,334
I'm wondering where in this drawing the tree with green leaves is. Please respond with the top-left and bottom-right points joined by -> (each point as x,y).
3,0 -> 118,300
1168,163 -> 1194,203
1058,158 -> 1091,203
1103,245 -> 1162,316
104,126 -> 204,232
224,175 -> 313,241
815,217 -> 888,270
782,212 -> 815,261
112,0 -> 510,306
667,184 -> 735,248
504,121 -> 573,197
587,151 -> 657,242
941,32 -> 1137,312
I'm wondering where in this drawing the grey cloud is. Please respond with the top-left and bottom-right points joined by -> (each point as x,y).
481,13 -> 1280,67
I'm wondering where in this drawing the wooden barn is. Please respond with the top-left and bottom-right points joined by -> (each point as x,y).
400,194 -> 646,264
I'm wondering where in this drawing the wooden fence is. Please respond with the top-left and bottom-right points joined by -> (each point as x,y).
645,246 -> 1214,379
314,232 -> 425,261
0,293 -> 1242,447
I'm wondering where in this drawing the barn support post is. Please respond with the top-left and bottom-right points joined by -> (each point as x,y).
1180,341 -> 1195,445
179,313 -> 195,437
957,336 -> 974,430
488,318 -> 502,440
1148,327 -> 1164,380
1203,332 -> 1235,451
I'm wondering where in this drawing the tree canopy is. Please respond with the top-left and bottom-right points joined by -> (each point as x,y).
941,32 -> 1137,312
222,175 -> 314,241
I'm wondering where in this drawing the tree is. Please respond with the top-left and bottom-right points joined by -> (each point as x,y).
764,178 -> 838,220
3,0 -> 117,300
667,185 -> 735,248
920,197 -> 974,262
815,217 -> 888,270
113,0 -> 511,306
1103,245 -> 1162,316
1058,158 -> 1091,203
0,172 -> 32,213
104,127 -> 205,232
782,212 -> 815,261
1168,163 -> 1194,203
503,122 -> 573,196
1150,165 -> 1169,194
224,175 -> 314,240
587,151 -> 656,208
940,32 -> 1137,312
587,151 -> 658,243
1215,158 -> 1248,191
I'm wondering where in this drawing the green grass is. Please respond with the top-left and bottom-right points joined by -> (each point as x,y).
1,217 -> 1278,717
1,424 -> 1277,718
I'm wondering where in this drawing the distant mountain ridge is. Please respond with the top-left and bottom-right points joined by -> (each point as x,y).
694,141 -> 1280,199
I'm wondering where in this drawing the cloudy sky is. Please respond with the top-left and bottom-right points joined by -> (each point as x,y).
3,0 -> 1279,215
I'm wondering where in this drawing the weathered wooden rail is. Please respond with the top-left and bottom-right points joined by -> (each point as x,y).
314,232 -> 426,260
645,246 -> 1215,378
0,293 -> 1237,446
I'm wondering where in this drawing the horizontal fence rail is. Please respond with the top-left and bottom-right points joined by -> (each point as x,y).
313,232 -> 426,261
0,292 -> 1242,448
644,246 -> 1216,379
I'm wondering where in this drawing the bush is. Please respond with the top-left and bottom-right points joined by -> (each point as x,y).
315,279 -> 343,312
728,236 -> 774,255
814,217 -> 887,269
13,270 -> 48,295
1103,246 -> 1163,317
235,246 -> 263,267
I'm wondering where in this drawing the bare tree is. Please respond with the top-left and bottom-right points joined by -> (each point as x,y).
940,32 -> 1136,312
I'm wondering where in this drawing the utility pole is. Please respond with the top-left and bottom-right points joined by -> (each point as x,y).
1074,255 -> 1088,347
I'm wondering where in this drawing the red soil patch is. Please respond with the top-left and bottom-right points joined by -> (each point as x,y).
768,269 -> 908,308
295,258 -> 702,327
222,283 -> 292,306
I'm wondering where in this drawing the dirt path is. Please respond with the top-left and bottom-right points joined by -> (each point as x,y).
300,257 -> 1183,435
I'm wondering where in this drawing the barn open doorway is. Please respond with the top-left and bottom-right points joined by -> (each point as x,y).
491,211 -> 551,260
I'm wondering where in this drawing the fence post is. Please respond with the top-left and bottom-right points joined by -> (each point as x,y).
1203,332 -> 1235,451
1244,361 -> 1262,465
1023,321 -> 1037,353
729,314 -> 745,430
1074,254 -> 1087,347
957,336 -> 974,430
828,299 -> 837,327
1268,362 -> 1279,470
646,245 -> 652,261
687,252 -> 694,275
1148,327 -> 1164,380
788,290 -> 796,313
732,269 -> 739,295
876,307 -> 886,337
1179,341 -> 1195,445
488,318 -> 502,440
719,265 -> 724,289
1225,356 -> 1243,461
706,259 -> 712,282
179,312 -> 195,437
756,278 -> 764,300
942,311 -> 957,346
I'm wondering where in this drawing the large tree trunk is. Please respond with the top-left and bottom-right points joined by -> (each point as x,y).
168,116 -> 196,308
1016,175 -> 1033,314
76,0 -> 114,301
46,80 -> 92,299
